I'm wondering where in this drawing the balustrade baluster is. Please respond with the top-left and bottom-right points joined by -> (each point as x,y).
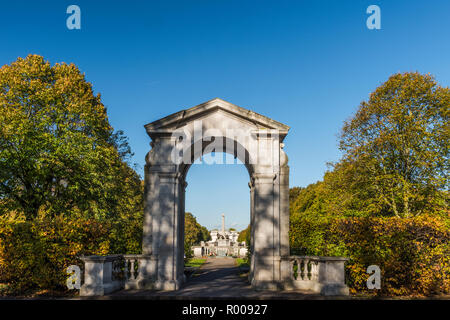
305,259 -> 310,280
135,259 -> 139,278
291,258 -> 298,280
124,258 -> 129,281
130,259 -> 135,279
301,259 -> 305,280
311,261 -> 318,281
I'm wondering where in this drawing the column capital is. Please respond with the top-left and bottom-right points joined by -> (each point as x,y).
157,172 -> 183,183
252,173 -> 277,184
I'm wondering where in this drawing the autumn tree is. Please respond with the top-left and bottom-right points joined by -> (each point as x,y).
200,225 -> 211,242
237,224 -> 251,246
289,187 -> 303,204
0,55 -> 142,221
184,212 -> 210,258
338,72 -> 449,217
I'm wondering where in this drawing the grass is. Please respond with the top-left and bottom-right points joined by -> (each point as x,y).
236,258 -> 250,268
184,258 -> 207,278
236,258 -> 250,278
184,258 -> 206,268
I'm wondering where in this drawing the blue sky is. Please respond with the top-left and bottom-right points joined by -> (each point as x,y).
1,1 -> 449,230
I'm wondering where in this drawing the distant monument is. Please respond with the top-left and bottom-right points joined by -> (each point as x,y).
192,214 -> 248,257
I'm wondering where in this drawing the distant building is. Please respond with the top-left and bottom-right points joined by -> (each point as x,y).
192,214 -> 248,257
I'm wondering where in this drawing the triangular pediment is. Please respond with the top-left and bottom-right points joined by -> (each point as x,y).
144,98 -> 290,137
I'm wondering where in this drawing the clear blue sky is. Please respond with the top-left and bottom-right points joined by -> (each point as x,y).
1,1 -> 449,230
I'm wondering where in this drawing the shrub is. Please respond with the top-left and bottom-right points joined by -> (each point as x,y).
290,214 -> 450,296
0,216 -> 124,293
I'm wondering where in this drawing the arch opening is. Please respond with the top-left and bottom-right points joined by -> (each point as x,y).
184,152 -> 251,260
178,136 -> 255,180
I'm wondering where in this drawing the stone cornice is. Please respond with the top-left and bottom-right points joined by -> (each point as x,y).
144,98 -> 290,140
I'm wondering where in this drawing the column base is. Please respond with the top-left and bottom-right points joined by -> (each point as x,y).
282,280 -> 349,296
251,279 -> 283,291
154,278 -> 184,291
80,281 -> 122,296
320,283 -> 349,296
124,277 -> 155,290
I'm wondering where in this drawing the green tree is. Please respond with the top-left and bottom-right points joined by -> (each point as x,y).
200,225 -> 211,242
184,212 -> 210,258
338,72 -> 449,217
0,55 -> 141,221
238,224 -> 251,246
289,186 -> 303,204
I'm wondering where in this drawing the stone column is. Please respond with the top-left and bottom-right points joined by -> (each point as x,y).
279,145 -> 291,284
142,163 -> 155,255
221,214 -> 225,233
152,171 -> 184,290
250,134 -> 289,290
251,172 -> 279,290
177,179 -> 188,283
141,136 -> 185,291
248,179 -> 255,283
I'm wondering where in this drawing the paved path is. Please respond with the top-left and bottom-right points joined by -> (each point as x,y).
169,257 -> 253,298
108,257 -> 323,299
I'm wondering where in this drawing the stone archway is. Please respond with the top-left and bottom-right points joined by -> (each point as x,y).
140,98 -> 291,290
79,98 -> 349,296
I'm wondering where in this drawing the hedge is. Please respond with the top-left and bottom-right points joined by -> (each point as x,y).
0,215 -> 140,293
290,214 -> 450,296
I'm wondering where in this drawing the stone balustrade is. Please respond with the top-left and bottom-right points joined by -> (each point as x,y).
80,254 -> 155,296
286,255 -> 349,295
79,254 -> 349,296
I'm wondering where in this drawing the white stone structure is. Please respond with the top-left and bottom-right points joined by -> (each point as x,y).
191,214 -> 248,258
141,98 -> 291,290
79,98 -> 349,296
